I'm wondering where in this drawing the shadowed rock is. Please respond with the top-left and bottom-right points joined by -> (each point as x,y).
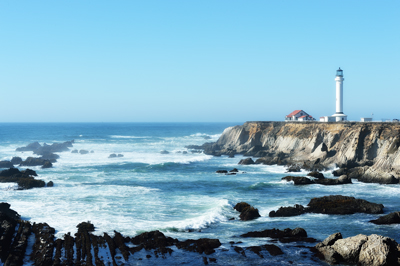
176,238 -> 221,255
369,211 -> 400,225
241,228 -> 316,243
0,168 -> 45,189
10,157 -> 23,165
307,195 -> 384,215
0,161 -> 14,168
282,176 -> 314,185
216,170 -> 228,174
307,171 -> 324,179
234,202 -> 260,221
20,157 -> 52,167
269,195 -> 384,218
269,204 -> 306,217
238,158 -> 255,165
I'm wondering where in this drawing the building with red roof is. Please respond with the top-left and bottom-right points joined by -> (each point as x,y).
285,110 -> 315,121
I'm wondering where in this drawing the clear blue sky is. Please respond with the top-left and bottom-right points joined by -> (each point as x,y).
1,1 -> 399,122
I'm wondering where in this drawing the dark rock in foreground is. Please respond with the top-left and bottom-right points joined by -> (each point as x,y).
0,202 -> 21,220
316,232 -> 400,265
216,170 -> 228,174
369,211 -> 400,225
234,202 -> 261,221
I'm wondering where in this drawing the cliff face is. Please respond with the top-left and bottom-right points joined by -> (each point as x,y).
204,122 -> 400,183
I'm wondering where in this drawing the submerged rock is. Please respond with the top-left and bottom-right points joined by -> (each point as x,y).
216,170 -> 228,174
160,150 -> 169,154
79,150 -> 89,155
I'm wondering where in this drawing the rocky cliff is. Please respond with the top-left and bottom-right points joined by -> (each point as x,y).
199,122 -> 400,184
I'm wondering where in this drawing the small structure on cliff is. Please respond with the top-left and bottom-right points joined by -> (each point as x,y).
320,68 -> 348,122
285,110 -> 315,121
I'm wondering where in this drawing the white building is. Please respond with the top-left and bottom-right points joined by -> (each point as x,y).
361,118 -> 372,122
285,110 -> 315,121
321,68 -> 348,122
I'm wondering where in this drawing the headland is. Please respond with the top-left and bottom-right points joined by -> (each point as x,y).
194,121 -> 400,184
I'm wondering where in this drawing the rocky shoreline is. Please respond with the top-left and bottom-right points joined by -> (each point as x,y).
3,122 -> 400,265
1,199 -> 400,266
188,121 -> 400,185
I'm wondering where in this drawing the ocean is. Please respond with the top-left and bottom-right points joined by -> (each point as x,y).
1,122 -> 400,265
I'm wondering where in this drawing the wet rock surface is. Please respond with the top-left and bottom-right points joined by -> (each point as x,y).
241,227 -> 317,243
0,168 -> 46,189
269,204 -> 306,217
234,202 -> 261,221
282,175 -> 352,185
269,195 -> 384,217
307,195 -> 384,215
238,158 -> 255,165
370,211 -> 400,225
2,202 -> 397,266
20,157 -> 53,168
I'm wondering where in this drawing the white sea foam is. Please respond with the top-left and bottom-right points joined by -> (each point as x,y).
165,198 -> 230,231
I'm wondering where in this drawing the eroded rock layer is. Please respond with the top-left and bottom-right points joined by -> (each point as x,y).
199,122 -> 400,184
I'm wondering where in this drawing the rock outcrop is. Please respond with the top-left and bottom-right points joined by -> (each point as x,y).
282,175 -> 352,185
316,232 -> 400,265
0,168 -> 46,189
269,195 -> 384,217
370,212 -> 400,225
198,122 -> 400,183
234,202 -> 261,221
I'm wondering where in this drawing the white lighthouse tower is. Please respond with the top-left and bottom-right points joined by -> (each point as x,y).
332,68 -> 347,121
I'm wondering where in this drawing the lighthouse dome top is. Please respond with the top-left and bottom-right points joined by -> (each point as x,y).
336,68 -> 343,77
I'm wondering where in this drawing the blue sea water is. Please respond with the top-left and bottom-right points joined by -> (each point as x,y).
1,122 -> 400,265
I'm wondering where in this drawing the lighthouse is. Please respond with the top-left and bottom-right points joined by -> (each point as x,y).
332,68 -> 347,121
